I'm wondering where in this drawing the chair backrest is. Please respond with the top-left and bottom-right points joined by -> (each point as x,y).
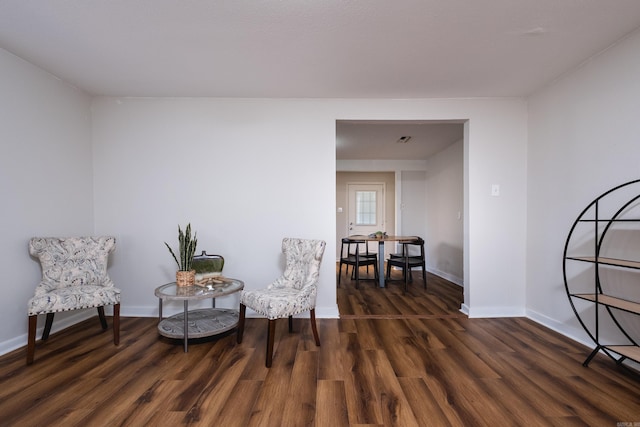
340,237 -> 355,258
271,238 -> 326,290
29,236 -> 116,293
402,237 -> 425,258
340,237 -> 369,258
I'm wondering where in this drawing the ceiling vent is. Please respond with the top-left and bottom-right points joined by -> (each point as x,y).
396,136 -> 412,143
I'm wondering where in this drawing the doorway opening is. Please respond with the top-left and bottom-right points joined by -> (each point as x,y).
335,119 -> 465,315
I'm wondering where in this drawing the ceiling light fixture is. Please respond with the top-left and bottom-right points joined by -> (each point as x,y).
522,26 -> 548,36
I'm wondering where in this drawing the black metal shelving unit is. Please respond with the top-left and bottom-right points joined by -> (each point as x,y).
563,179 -> 640,367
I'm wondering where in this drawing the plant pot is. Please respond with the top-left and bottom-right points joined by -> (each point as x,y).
176,270 -> 196,287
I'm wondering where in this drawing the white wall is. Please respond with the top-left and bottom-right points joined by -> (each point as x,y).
462,102 -> 528,316
0,48 -> 93,353
425,139 -> 464,285
91,98 -> 340,317
399,170 -> 427,251
92,97 -> 528,321
527,28 -> 640,344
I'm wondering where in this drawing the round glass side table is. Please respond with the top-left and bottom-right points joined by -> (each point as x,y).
154,278 -> 244,352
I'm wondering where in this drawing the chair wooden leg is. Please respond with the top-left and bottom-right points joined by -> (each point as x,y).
113,303 -> 120,345
98,306 -> 108,330
42,313 -> 54,341
422,267 -> 427,289
403,263 -> 409,295
237,303 -> 246,344
27,315 -> 37,365
310,309 -> 320,346
288,316 -> 293,333
266,319 -> 276,368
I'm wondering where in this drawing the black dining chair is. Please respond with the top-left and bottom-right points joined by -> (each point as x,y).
337,237 -> 378,289
385,237 -> 426,293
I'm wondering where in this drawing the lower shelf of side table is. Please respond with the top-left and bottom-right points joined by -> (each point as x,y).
157,308 -> 239,339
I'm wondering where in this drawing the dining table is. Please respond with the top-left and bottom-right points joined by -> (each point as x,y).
348,235 -> 419,288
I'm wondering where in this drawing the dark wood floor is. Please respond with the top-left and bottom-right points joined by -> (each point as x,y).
2,265 -> 640,426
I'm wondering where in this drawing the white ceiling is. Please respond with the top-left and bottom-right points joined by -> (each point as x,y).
2,0 -> 639,159
337,120 -> 464,161
2,0 -> 640,99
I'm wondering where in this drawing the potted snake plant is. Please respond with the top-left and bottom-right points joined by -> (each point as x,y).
165,223 -> 198,287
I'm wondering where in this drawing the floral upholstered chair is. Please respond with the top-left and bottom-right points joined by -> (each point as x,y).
27,236 -> 120,365
237,238 -> 326,367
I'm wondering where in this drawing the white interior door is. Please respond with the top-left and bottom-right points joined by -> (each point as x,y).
347,183 -> 385,241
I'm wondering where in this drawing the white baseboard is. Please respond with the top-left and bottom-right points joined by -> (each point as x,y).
466,305 -> 526,318
526,308 -> 592,348
426,267 -> 463,287
459,303 -> 470,315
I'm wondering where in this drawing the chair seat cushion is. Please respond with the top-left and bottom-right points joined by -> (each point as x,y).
240,288 -> 312,320
28,285 -> 121,316
388,257 -> 424,268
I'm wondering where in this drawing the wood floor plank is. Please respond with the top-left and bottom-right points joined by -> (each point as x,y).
409,317 -> 502,380
346,294 -> 375,316
281,350 -> 319,427
111,380 -> 181,427
369,319 -> 433,378
447,317 -> 517,354
315,380 -> 350,427
7,380 -> 100,427
391,328 -> 452,378
478,377 -> 556,425
564,374 -> 640,423
479,350 -> 576,419
317,316 -> 346,381
180,339 -> 254,425
2,268 -> 640,425
342,349 -> 386,424
244,327 -> 298,427
237,318 -> 270,382
343,348 -> 420,426
145,409 -> 188,426
214,380 -> 263,427
397,376 -> 463,426
372,354 -> 422,427
403,317 -> 448,350
71,376 -> 158,425
350,319 -> 385,351
493,349 -> 623,424
428,372 -> 515,427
